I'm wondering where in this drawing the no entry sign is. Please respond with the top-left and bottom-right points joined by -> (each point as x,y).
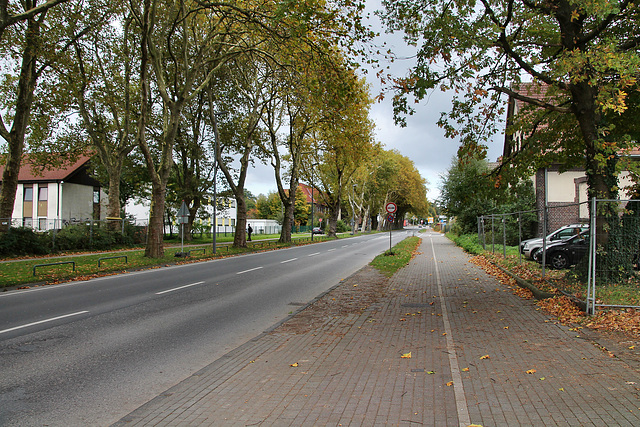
385,202 -> 397,214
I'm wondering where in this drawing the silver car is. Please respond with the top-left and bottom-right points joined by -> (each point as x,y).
521,224 -> 589,259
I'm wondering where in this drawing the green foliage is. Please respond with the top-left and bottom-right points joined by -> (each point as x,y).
447,233 -> 485,255
441,157 -> 537,243
439,157 -> 496,234
0,228 -> 50,257
336,219 -> 349,233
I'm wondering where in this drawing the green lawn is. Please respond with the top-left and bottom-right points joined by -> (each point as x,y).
0,232 -> 336,289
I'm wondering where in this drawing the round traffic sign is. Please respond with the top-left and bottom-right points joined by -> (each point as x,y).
387,214 -> 395,222
385,202 -> 397,214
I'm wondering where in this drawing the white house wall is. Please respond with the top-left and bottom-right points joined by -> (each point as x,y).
545,171 -> 584,203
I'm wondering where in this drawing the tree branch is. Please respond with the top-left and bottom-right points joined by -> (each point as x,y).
490,86 -> 572,113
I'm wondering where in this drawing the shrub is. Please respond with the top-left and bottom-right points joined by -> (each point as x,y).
0,227 -> 50,256
448,233 -> 485,255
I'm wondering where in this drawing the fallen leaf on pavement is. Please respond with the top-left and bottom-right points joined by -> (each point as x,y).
401,352 -> 412,359
526,369 -> 537,374
480,355 -> 490,360
290,362 -> 299,367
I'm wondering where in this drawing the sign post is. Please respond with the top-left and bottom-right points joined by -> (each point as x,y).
385,202 -> 397,253
177,201 -> 189,256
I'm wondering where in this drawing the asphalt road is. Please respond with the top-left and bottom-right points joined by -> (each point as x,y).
0,230 -> 412,426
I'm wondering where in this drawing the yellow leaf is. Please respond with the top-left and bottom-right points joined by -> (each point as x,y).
526,369 -> 537,374
480,355 -> 490,360
539,377 -> 546,380
401,352 -> 412,359
559,388 -> 565,392
462,367 -> 470,372
446,381 -> 454,386
503,326 -> 509,329
629,345 -> 635,350
290,362 -> 299,367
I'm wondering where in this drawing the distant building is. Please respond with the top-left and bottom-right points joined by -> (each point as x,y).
0,154 -> 107,230
298,183 -> 328,217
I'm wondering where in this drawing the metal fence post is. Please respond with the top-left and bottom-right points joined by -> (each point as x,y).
502,215 -> 507,258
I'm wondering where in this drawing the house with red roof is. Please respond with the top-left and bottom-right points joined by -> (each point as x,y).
298,183 -> 328,217
0,154 -> 107,230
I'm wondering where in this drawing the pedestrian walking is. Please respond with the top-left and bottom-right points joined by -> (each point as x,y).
247,224 -> 253,241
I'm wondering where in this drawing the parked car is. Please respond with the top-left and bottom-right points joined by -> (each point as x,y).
520,224 -> 589,259
534,230 -> 590,269
312,227 -> 323,234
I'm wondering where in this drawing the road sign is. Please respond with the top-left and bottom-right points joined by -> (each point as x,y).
387,214 -> 395,222
178,201 -> 189,224
385,202 -> 397,214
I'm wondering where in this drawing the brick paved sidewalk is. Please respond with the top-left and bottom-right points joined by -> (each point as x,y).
115,233 -> 640,426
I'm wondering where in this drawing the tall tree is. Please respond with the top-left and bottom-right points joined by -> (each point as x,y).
168,91 -> 216,241
308,66 -> 376,237
207,55 -> 269,248
59,3 -> 139,227
0,0 -> 78,231
130,0 -> 266,257
381,0 -> 640,241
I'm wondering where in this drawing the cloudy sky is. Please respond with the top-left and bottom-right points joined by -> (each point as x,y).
244,0 -> 505,203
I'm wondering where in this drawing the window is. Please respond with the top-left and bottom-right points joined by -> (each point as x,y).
93,188 -> 100,204
37,186 -> 48,217
23,185 -> 33,202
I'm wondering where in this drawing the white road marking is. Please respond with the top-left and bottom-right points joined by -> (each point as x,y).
0,311 -> 89,335
236,267 -> 264,275
156,281 -> 205,295
308,252 -> 320,257
430,236 -> 470,426
281,258 -> 298,264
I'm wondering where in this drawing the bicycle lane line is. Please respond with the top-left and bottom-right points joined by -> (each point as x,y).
430,234 -> 471,427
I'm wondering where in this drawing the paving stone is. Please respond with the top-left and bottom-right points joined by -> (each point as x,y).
114,233 -> 640,426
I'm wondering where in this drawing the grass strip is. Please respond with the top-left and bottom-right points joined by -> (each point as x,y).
0,233 -> 338,289
370,236 -> 421,277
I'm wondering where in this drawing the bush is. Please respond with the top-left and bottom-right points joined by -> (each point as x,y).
336,220 -> 349,233
447,233 -> 485,255
0,227 -> 51,256
52,223 -> 129,251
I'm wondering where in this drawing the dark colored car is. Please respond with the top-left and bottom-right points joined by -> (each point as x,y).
535,230 -> 590,269
312,227 -> 323,234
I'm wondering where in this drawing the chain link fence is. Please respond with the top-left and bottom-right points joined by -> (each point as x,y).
586,198 -> 640,314
479,200 -> 640,314
479,202 -> 587,263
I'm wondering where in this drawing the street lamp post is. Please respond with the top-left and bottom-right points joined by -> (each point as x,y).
212,111 -> 226,254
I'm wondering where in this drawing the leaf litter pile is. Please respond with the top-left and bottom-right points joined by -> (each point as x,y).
471,255 -> 640,341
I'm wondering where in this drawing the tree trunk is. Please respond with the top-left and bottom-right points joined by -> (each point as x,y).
234,192 -> 247,247
0,16 -> 40,232
570,81 -> 616,247
106,167 -> 122,230
280,198 -> 294,243
327,199 -> 340,237
145,185 -> 166,258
